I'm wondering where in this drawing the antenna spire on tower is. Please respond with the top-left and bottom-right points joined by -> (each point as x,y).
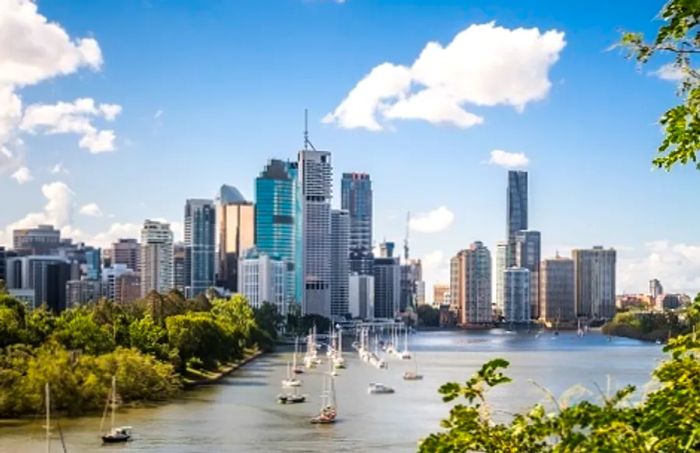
303,109 -> 316,151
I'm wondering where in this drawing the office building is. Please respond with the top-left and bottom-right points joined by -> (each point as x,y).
504,267 -> 530,323
6,255 -> 71,310
373,255 -> 400,319
256,159 -> 297,305
514,230 -> 541,319
400,259 -> 423,312
0,246 -> 18,285
184,198 -> 216,297
341,173 -> 373,275
506,171 -> 528,266
217,185 -> 255,292
649,278 -> 663,299
173,243 -> 186,292
13,225 -> 61,255
84,247 -> 101,280
349,273 -> 374,319
330,209 -> 350,317
140,220 -> 174,295
66,279 -> 102,308
297,149 -> 332,317
112,238 -> 140,272
238,248 -> 286,314
572,246 -> 616,319
540,256 -> 575,323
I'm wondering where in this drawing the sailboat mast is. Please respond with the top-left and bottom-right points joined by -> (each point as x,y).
45,382 -> 50,453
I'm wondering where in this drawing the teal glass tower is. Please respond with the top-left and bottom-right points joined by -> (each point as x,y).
255,159 -> 297,306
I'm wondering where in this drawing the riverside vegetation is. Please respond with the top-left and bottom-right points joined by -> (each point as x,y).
0,288 -> 281,418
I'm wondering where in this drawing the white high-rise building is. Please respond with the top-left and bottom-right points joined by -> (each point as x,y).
238,248 -> 286,314
572,246 -> 616,319
495,241 -> 507,311
140,220 -> 174,296
297,149 -> 332,317
504,267 -> 530,323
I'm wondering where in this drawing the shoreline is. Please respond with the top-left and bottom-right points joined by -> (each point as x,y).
183,349 -> 264,388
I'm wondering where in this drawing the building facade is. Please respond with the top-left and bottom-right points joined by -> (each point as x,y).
451,242 -> 492,326
238,248 -> 287,314
330,209 -> 350,317
112,238 -> 140,272
373,255 -> 400,319
432,283 -> 450,306
184,199 -> 216,297
514,230 -> 541,319
341,173 -> 373,275
297,149 -> 332,317
13,225 -> 61,255
494,241 -> 507,311
66,279 -> 102,308
572,246 -> 616,319
540,256 -> 575,323
140,220 -> 174,296
649,278 -> 663,299
506,171 -> 528,266
504,267 -> 530,323
217,185 -> 255,292
6,255 -> 71,310
255,159 -> 297,305
349,273 -> 374,319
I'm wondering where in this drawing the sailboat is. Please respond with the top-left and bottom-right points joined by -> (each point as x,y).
101,376 -> 132,443
278,382 -> 307,404
403,353 -> 423,380
310,373 -> 337,424
282,362 -> 302,387
400,325 -> 412,360
577,319 -> 584,337
333,328 -> 346,369
293,337 -> 304,374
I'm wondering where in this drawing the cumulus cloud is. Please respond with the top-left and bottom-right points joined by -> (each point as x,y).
2,181 -> 75,242
324,22 -> 565,130
651,63 -> 685,82
0,0 -> 119,178
488,149 -> 529,168
21,98 -> 121,153
90,222 -> 142,248
10,165 -> 32,184
421,250 -> 450,303
620,241 -> 700,296
410,206 -> 454,233
79,202 -> 103,217
50,162 -> 68,174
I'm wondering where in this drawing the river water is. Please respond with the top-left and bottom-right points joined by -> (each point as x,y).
0,330 -> 665,453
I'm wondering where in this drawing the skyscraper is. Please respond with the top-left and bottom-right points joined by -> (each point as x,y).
349,273 -> 374,319
572,246 -> 616,319
341,173 -> 373,275
217,185 -> 255,291
255,159 -> 297,305
184,199 -> 216,297
649,278 -> 663,299
506,170 -> 528,267
140,220 -> 174,296
373,246 -> 400,319
400,259 -> 423,312
112,238 -> 140,272
297,149 -> 332,317
514,230 -> 541,319
238,247 -> 287,314
540,256 -> 575,323
494,241 -> 507,311
13,225 -> 61,255
504,267 -> 530,323
173,242 -> 186,292
330,209 -> 350,317
451,242 -> 492,326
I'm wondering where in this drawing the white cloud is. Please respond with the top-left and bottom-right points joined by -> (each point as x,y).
154,109 -> 163,120
21,98 -> 121,153
10,165 -> 32,184
50,162 -> 68,174
421,250 -> 450,303
90,222 -> 142,248
79,202 -> 103,217
651,63 -> 685,82
409,206 -> 454,233
620,241 -> 700,296
488,149 -> 529,168
324,22 -> 565,130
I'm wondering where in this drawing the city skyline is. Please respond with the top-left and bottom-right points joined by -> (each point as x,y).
1,0 -> 699,298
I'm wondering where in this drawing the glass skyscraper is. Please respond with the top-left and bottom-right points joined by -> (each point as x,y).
184,199 -> 216,297
255,159 -> 297,307
341,173 -> 373,275
506,170 -> 528,266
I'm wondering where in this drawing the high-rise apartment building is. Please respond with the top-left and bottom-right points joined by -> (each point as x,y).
373,253 -> 400,319
330,209 -> 350,317
451,242 -> 492,326
297,149 -> 332,317
572,246 -> 616,319
112,238 -> 140,272
66,279 -> 102,308
506,171 -> 528,266
433,283 -> 450,306
173,243 -> 186,292
140,220 -> 174,296
649,278 -> 663,299
504,267 -> 530,323
217,185 -> 255,292
540,256 -> 575,323
514,230 -> 541,319
256,159 -> 297,305
13,225 -> 61,255
238,248 -> 287,314
494,241 -> 507,310
341,173 -> 373,275
184,199 -> 216,297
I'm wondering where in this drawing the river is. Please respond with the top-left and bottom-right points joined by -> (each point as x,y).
0,330 -> 665,453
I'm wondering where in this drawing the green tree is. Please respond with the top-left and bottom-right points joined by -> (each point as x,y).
52,310 -> 115,355
22,306 -> 56,346
128,314 -> 171,361
416,304 -> 440,327
166,312 -> 227,370
622,0 -> 700,170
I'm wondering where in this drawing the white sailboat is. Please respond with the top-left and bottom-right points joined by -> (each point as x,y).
403,352 -> 423,380
293,337 -> 304,374
100,376 -> 132,444
282,362 -> 302,387
400,325 -> 412,360
311,359 -> 337,424
333,328 -> 346,369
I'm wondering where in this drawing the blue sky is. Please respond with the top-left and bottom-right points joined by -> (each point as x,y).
1,0 -> 698,296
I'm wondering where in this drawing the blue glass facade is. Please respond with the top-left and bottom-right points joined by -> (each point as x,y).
255,159 -> 297,306
184,199 -> 216,297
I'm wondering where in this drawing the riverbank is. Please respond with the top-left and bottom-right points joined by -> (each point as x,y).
183,348 -> 263,388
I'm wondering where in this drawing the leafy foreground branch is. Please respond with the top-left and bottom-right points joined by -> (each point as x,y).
420,298 -> 700,452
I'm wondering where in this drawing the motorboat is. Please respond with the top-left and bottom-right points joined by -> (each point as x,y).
282,362 -> 302,388
368,383 -> 395,394
102,426 -> 132,443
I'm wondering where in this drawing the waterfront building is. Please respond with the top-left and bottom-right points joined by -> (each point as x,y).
649,278 -> 663,299
572,246 -> 616,319
349,273 -> 374,319
373,242 -> 400,319
255,159 -> 297,305
504,267 -> 530,323
540,255 -> 575,323
13,225 -> 61,255
217,185 -> 255,292
494,241 -> 507,311
514,230 -> 541,319
112,238 -> 140,273
330,209 -> 350,317
238,248 -> 286,314
297,149 -> 332,317
66,279 -> 102,307
140,220 -> 174,296
341,173 -> 373,275
450,242 -> 492,326
432,283 -> 450,306
184,199 -> 216,297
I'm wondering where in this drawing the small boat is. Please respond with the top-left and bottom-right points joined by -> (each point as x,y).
278,386 -> 306,404
282,362 -> 302,388
311,373 -> 337,424
101,376 -> 132,444
368,383 -> 395,394
403,354 -> 423,381
400,326 -> 412,360
292,337 -> 304,374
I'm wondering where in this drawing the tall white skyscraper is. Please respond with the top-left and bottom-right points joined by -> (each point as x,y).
140,220 -> 174,296
297,149 -> 332,317
330,209 -> 350,317
495,241 -> 507,311
184,199 -> 216,297
238,248 -> 287,315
